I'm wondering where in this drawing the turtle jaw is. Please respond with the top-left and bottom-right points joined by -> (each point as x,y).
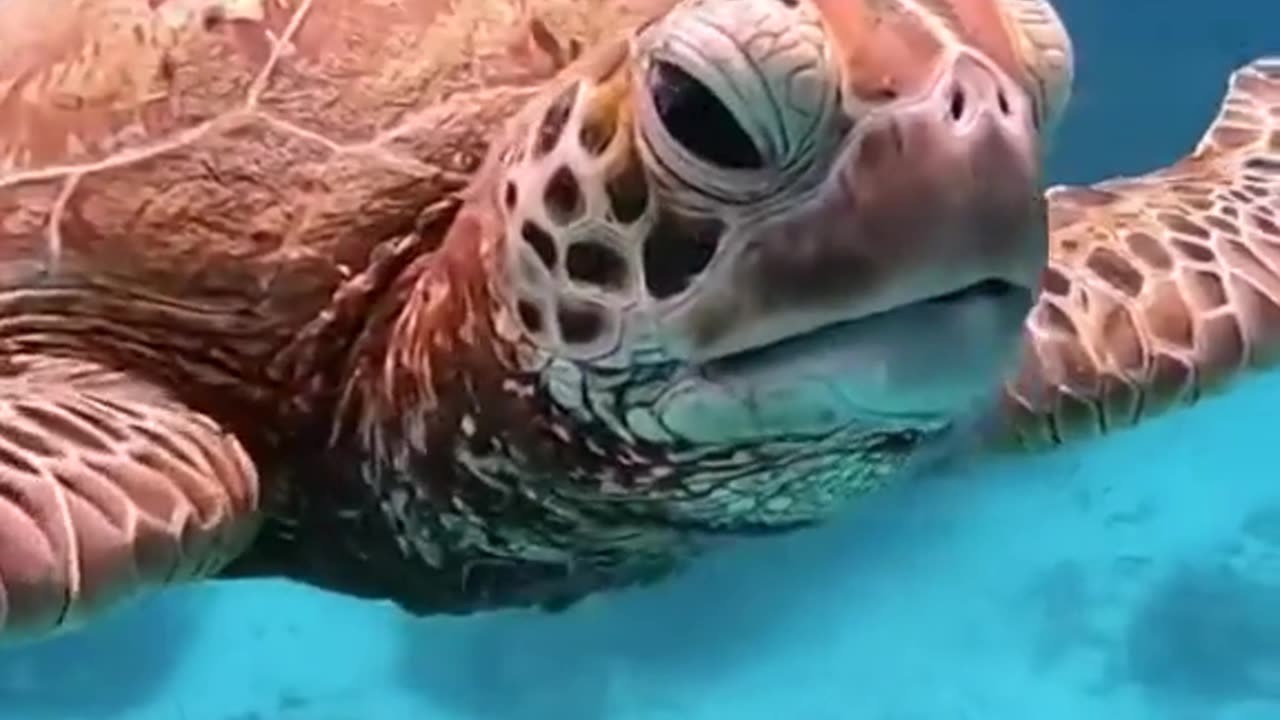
705,279 -> 1032,417
645,277 -> 1033,445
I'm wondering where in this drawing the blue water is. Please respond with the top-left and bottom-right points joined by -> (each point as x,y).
3,2 -> 1279,719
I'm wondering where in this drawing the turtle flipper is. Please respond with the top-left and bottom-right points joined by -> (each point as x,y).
0,356 -> 260,642
997,57 -> 1280,450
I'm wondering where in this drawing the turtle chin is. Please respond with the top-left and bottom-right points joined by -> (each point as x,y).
651,280 -> 1032,444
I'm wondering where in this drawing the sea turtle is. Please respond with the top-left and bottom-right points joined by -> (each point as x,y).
0,0 -> 1277,643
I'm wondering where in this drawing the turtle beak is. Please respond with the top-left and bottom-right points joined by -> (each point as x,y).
800,0 -> 1048,299
830,49 -> 1047,295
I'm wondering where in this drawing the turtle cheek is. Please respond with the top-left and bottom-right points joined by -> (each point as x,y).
500,216 -> 631,363
493,102 -> 646,365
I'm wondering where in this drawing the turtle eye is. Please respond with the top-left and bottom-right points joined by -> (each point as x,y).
648,60 -> 764,170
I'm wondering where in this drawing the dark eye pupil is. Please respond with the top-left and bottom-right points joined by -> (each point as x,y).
648,60 -> 763,170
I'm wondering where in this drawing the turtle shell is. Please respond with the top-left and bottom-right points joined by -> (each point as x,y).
0,0 -> 655,401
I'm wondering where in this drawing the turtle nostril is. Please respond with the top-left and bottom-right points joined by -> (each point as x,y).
949,88 -> 967,122
997,90 -> 1011,117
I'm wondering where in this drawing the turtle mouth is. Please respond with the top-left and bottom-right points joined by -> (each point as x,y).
922,278 -> 1020,306
694,278 -> 1031,419
704,278 -> 1024,373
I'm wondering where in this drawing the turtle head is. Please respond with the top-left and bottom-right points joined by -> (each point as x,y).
479,0 -> 1067,517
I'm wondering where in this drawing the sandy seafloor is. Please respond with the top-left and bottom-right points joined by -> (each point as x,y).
3,1 -> 1280,719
